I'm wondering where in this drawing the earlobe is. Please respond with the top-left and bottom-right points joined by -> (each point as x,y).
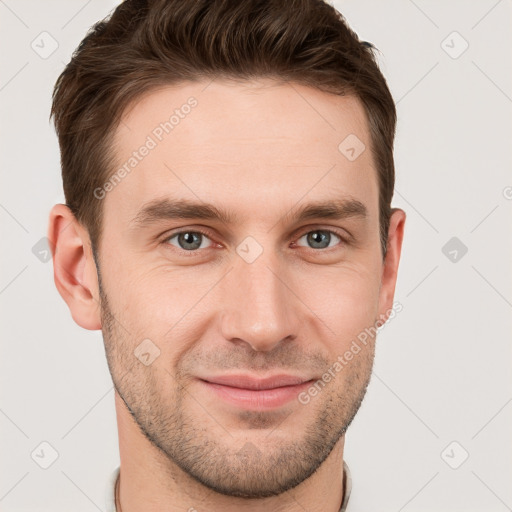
47,204 -> 102,330
378,208 -> 406,322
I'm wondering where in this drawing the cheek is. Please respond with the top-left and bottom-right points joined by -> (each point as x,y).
105,264 -> 215,353
299,265 -> 381,342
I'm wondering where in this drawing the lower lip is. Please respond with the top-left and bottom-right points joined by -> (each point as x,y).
199,380 -> 313,410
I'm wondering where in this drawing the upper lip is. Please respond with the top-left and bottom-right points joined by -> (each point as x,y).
200,374 -> 313,390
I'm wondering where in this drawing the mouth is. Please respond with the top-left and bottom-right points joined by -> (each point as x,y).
197,374 -> 315,410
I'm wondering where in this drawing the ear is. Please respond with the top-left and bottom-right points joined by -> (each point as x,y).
377,208 -> 406,321
47,204 -> 102,330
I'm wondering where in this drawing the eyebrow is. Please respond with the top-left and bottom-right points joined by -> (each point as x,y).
130,197 -> 368,229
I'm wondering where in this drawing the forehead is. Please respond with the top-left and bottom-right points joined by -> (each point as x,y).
106,79 -> 378,227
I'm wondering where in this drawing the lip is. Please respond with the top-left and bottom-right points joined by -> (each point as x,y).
197,374 -> 314,410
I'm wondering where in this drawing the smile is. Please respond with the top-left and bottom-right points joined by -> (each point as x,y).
197,374 -> 316,410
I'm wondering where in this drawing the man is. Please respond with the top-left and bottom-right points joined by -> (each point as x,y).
48,0 -> 405,510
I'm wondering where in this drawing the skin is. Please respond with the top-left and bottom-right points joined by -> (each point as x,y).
48,78 -> 405,512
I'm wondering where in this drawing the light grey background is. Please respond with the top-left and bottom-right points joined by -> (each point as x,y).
1,1 -> 511,511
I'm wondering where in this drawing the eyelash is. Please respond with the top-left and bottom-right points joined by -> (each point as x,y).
160,227 -> 349,255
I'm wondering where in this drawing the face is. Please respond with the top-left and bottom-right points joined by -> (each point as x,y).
95,79 -> 395,498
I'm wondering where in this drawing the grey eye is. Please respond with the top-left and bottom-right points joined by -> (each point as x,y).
296,230 -> 341,249
167,231 -> 212,251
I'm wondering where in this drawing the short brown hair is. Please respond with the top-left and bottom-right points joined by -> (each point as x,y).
51,0 -> 396,257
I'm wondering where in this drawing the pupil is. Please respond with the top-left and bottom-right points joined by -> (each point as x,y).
308,231 -> 329,249
179,232 -> 201,250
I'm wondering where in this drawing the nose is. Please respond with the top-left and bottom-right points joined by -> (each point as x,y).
219,251 -> 300,352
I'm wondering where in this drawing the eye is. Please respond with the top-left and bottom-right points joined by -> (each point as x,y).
165,230 -> 213,251
295,229 -> 343,250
